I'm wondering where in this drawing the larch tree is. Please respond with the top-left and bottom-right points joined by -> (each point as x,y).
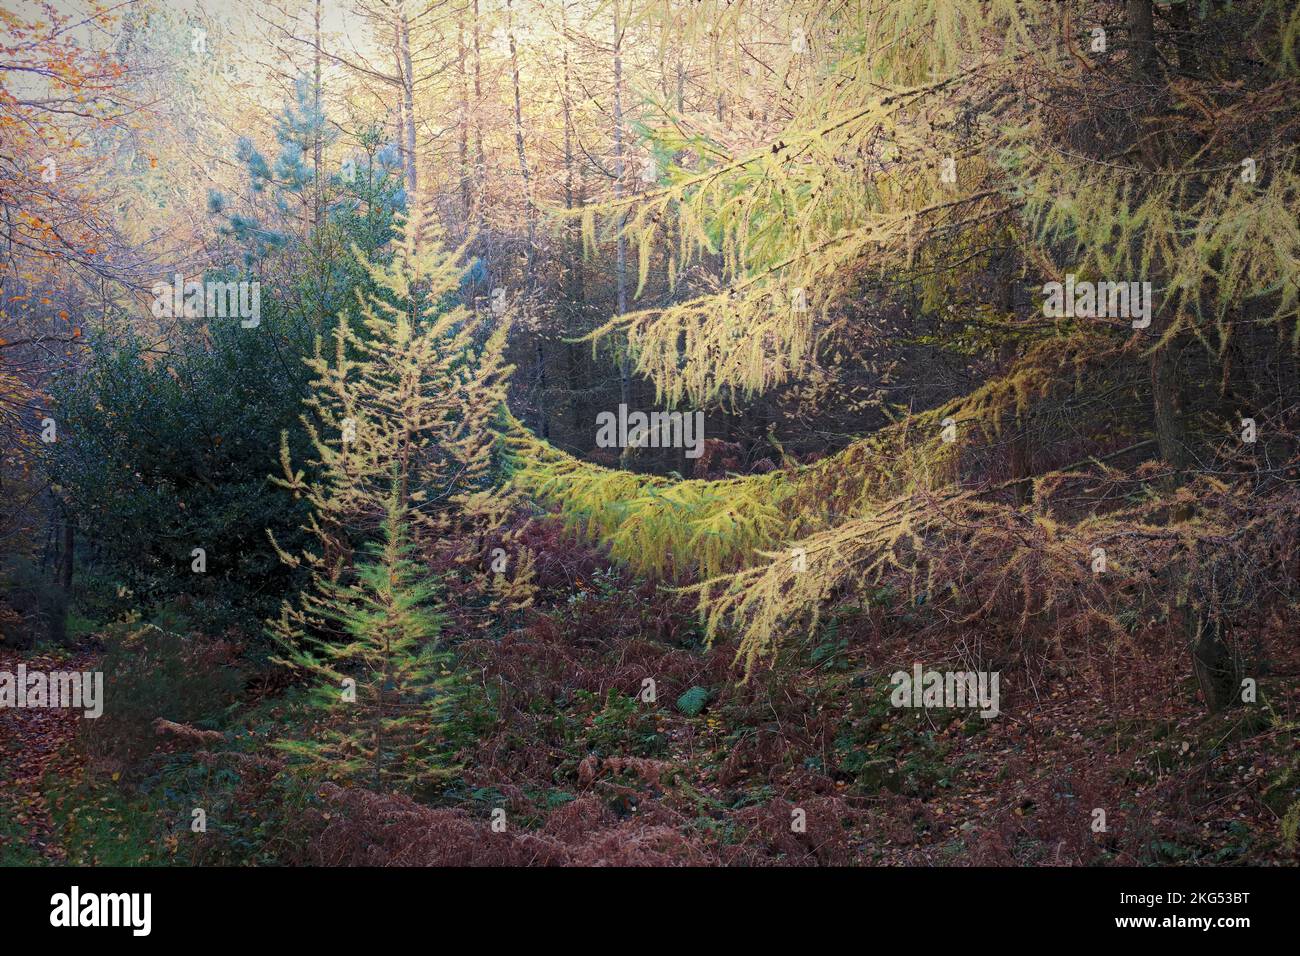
268,199 -> 533,792
516,0 -> 1300,703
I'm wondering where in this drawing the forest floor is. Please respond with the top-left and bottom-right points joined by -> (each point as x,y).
423,576 -> 1300,866
0,648 -> 93,864
1,564 -> 1297,865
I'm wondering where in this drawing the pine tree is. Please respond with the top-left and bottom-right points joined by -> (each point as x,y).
268,199 -> 531,792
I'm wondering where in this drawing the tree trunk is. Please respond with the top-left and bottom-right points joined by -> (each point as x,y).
398,5 -> 417,195
60,519 -> 74,590
613,2 -> 631,464
1151,337 -> 1190,476
1126,0 -> 1155,75
1126,0 -> 1230,712
313,0 -> 323,231
457,15 -> 471,224
507,0 -> 543,437
562,1 -> 583,437
1189,608 -> 1237,713
473,0 -> 485,233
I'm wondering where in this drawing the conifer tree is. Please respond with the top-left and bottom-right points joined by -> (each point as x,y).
268,199 -> 532,792
274,482 -> 459,793
508,0 -> 1300,702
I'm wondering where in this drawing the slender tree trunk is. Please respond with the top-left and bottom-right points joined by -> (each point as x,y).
613,2 -> 631,463
1151,340 -> 1190,475
507,0 -> 535,265
395,61 -> 409,194
60,518 -> 74,590
313,0 -> 323,231
471,0 -> 487,271
399,4 -> 418,195
458,13 -> 471,224
506,0 -> 544,437
1127,0 -> 1156,74
473,0 -> 485,221
1127,0 -> 1230,710
562,0 -> 584,436
1189,600 -> 1237,712
1124,0 -> 1188,477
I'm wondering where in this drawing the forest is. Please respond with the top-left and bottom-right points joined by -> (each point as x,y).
1,0 -> 1299,873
